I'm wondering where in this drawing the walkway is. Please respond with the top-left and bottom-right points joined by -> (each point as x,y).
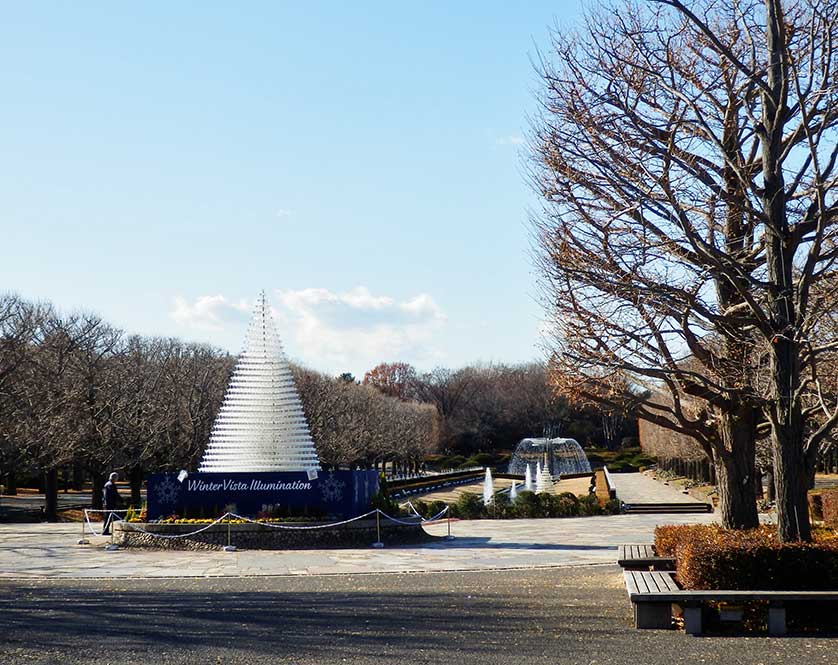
0,510 -> 715,579
611,472 -> 706,504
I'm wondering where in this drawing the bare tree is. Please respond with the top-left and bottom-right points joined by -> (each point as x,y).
363,362 -> 418,401
532,0 -> 838,538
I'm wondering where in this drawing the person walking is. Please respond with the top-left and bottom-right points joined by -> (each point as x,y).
101,472 -> 123,536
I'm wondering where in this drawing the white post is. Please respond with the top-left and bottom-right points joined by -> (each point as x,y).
78,511 -> 89,545
372,510 -> 384,548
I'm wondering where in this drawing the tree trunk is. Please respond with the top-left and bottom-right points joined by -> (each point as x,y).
5,468 -> 17,495
772,429 -> 811,541
806,460 -> 817,490
44,468 -> 58,522
765,467 -> 776,501
129,466 -> 143,506
713,408 -> 759,530
72,464 -> 85,491
759,0 -> 811,543
91,471 -> 105,510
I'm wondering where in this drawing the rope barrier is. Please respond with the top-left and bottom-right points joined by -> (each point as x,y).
82,509 -> 130,537
226,510 -> 380,530
119,513 -> 237,539
379,505 -> 449,526
79,505 -> 451,545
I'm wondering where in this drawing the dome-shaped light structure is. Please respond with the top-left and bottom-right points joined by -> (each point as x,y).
198,291 -> 321,473
507,437 -> 591,477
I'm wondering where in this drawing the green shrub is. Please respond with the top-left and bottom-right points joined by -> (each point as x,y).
604,498 -> 621,514
467,453 -> 495,467
411,499 -> 430,518
586,453 -> 604,465
629,453 -> 656,467
548,492 -> 574,517
370,487 -> 402,516
533,492 -> 555,517
373,473 -> 411,516
514,490 -> 540,518
453,492 -> 485,519
493,492 -> 511,508
577,494 -> 601,516
444,455 -> 467,469
485,491 -> 510,518
607,461 -> 638,473
427,500 -> 448,519
443,489 -> 623,520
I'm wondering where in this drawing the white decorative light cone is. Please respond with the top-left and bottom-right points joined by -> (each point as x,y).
198,291 -> 321,473
524,464 -> 533,492
535,461 -> 554,494
483,467 -> 494,506
510,481 -> 518,501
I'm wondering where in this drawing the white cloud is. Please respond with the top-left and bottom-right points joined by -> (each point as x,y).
274,286 -> 447,374
171,294 -> 251,331
496,134 -> 524,146
275,208 -> 293,219
170,287 -> 447,375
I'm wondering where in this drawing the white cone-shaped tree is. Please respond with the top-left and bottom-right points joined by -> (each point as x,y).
535,459 -> 554,494
198,291 -> 321,473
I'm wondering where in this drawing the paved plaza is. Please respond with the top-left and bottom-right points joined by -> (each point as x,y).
0,512 -> 716,579
0,473 -> 831,663
610,471 -> 707,504
0,474 -> 730,579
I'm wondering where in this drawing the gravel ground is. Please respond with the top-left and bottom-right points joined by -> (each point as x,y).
1,565 -> 834,665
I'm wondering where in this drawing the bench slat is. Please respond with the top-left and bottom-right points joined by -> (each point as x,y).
624,571 -> 639,596
633,571 -> 651,594
624,571 -> 838,601
617,543 -> 676,569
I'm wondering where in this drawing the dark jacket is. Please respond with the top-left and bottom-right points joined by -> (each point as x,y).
103,481 -> 123,509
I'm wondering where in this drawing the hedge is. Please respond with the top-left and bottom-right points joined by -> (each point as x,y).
654,524 -> 838,590
809,488 -> 838,527
411,491 -> 620,520
826,490 -> 838,527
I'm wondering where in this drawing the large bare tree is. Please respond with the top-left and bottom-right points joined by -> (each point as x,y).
532,0 -> 838,539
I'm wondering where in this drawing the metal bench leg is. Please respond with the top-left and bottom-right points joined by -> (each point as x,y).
634,602 -> 672,629
683,605 -> 703,635
768,605 -> 786,636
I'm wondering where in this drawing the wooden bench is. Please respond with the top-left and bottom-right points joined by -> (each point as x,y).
624,570 -> 838,635
617,544 -> 675,570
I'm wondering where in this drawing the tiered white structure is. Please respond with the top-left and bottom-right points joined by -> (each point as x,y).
198,292 -> 321,473
482,467 -> 494,506
535,457 -> 555,494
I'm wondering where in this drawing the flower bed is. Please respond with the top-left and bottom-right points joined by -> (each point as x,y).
115,518 -> 436,550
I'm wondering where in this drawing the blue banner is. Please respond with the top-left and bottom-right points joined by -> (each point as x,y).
146,470 -> 379,520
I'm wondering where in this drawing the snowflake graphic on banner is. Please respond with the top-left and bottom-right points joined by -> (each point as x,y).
155,476 -> 182,506
319,472 -> 345,503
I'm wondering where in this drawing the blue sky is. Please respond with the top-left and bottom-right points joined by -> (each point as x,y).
1,1 -> 586,377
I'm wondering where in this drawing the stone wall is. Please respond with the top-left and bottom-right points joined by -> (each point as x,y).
114,519 -> 436,551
